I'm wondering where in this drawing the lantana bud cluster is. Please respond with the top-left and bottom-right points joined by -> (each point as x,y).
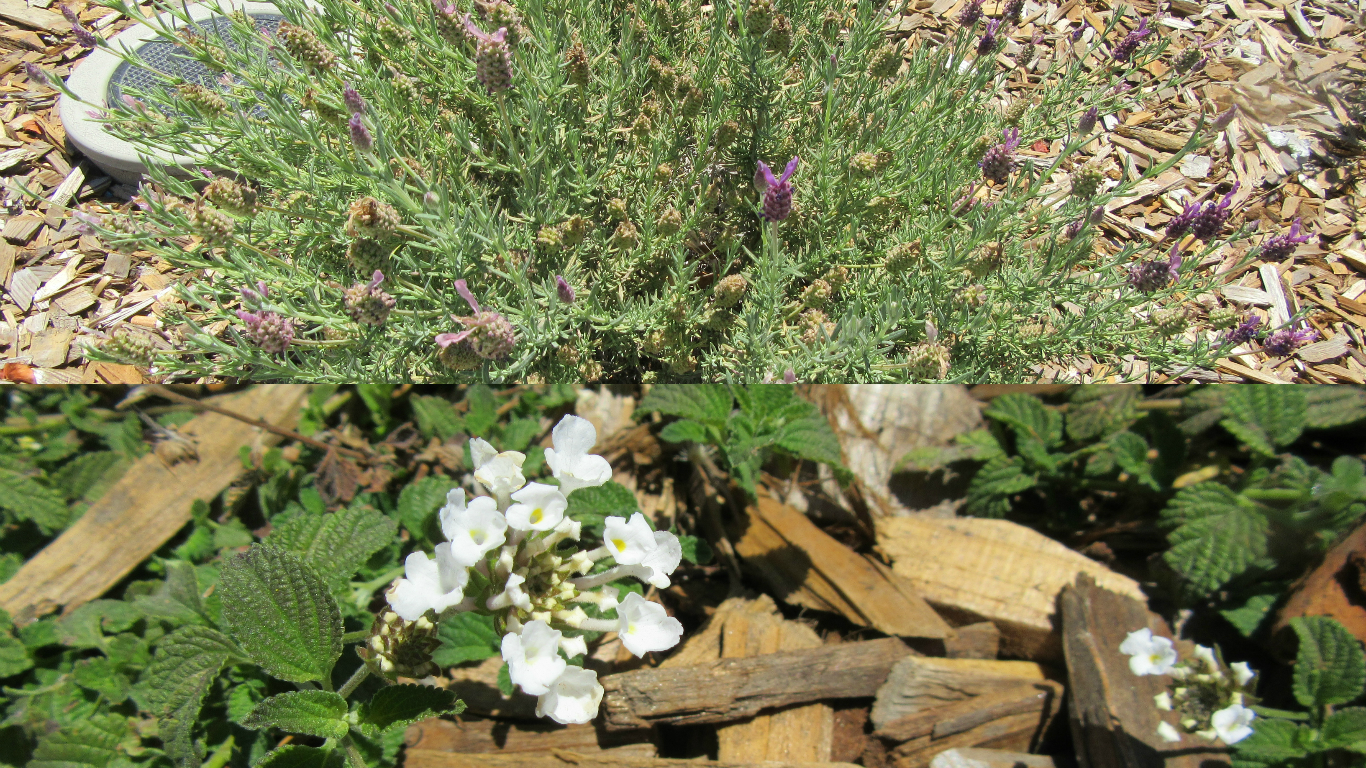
383,415 -> 685,724
1119,628 -> 1258,746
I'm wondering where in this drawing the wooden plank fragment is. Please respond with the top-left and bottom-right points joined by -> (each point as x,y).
1060,574 -> 1225,768
0,0 -> 69,33
870,657 -> 1048,730
403,717 -> 655,757
734,496 -> 951,639
878,517 -> 1145,662
598,637 -> 913,731
888,709 -> 1060,768
406,753 -> 860,768
0,385 -> 310,625
873,682 -> 1063,743
928,748 -> 1056,768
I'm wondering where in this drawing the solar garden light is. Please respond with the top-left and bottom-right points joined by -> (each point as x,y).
57,0 -> 292,184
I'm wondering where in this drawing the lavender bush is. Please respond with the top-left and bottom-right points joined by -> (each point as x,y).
46,0 -> 1263,381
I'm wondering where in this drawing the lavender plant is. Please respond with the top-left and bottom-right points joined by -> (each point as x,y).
45,0 -> 1253,381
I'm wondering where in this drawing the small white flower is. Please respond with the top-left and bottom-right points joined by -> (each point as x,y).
1193,644 -> 1219,671
441,492 -> 507,564
504,572 -> 533,611
597,585 -> 620,613
544,415 -> 613,496
470,437 -> 527,506
603,513 -> 657,565
555,516 -> 582,541
1230,661 -> 1256,687
536,665 -> 604,725
387,544 -> 470,621
506,482 -> 568,531
1119,628 -> 1178,676
1157,722 -> 1182,743
1154,692 -> 1173,711
559,634 -> 588,659
639,530 -> 683,589
1210,704 -> 1255,744
501,620 -> 568,695
617,592 -> 684,657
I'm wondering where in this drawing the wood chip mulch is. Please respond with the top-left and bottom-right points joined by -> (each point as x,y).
0,0 -> 1363,383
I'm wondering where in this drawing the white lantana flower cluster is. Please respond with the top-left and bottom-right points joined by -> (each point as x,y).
384,415 -> 685,724
1120,628 -> 1257,745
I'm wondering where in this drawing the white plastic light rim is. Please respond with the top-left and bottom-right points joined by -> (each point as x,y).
58,0 -> 287,185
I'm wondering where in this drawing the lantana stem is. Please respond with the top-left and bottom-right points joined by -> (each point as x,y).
337,663 -> 370,698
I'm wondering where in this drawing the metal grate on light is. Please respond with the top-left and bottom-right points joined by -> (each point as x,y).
59,1 -> 288,185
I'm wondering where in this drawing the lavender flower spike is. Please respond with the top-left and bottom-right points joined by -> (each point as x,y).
1110,16 -> 1152,64
23,63 -> 49,87
343,83 -> 367,115
1190,182 -> 1239,241
1078,106 -> 1099,135
1260,218 -> 1312,262
1166,200 -> 1201,241
349,114 -> 374,152
977,19 -> 1002,56
555,275 -> 575,304
61,5 -> 98,48
979,128 -> 1021,185
463,14 -> 512,93
755,156 -> 800,222
1166,242 -> 1183,282
1262,322 -> 1318,357
957,0 -> 984,27
435,279 -> 516,360
1224,315 -> 1261,347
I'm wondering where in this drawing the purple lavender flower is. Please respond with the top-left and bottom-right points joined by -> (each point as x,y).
1212,107 -> 1236,132
236,309 -> 295,354
1166,200 -> 1201,240
1127,247 -> 1181,294
1224,315 -> 1261,346
755,156 -> 800,222
1071,25 -> 1084,42
463,15 -> 512,93
23,63 -> 49,87
782,368 -> 796,383
555,274 -> 575,304
1089,206 -> 1106,225
1078,106 -> 1099,135
435,279 -> 516,359
343,83 -> 366,114
1260,218 -> 1312,262
240,280 -> 270,306
61,5 -> 98,48
1002,0 -> 1023,23
1167,242 -> 1183,281
1189,182 -> 1239,241
957,0 -> 983,27
1064,218 -> 1085,240
1111,81 -> 1133,95
349,113 -> 373,152
1262,323 -> 1318,357
979,127 -> 1021,185
977,20 -> 1002,56
1110,16 -> 1152,64
72,210 -> 102,236
343,270 -> 396,326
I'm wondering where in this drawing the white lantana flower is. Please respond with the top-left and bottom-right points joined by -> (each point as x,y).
1119,628 -> 1178,676
470,437 -> 527,507
1193,644 -> 1219,670
503,572 -> 533,611
1156,722 -> 1182,743
639,530 -> 684,589
536,665 -> 604,725
544,415 -> 613,496
507,483 -> 568,531
560,634 -> 588,659
1154,692 -> 1173,711
603,513 -> 658,565
1230,661 -> 1255,687
501,620 -> 568,695
441,491 -> 507,564
388,544 -> 469,621
617,592 -> 684,657
1210,703 -> 1255,744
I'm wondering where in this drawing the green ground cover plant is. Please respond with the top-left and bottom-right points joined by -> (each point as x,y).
30,0 -> 1294,381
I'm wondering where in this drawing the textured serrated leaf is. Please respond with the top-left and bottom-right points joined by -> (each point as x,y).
57,600 -> 143,650
1109,431 -> 1158,490
1066,385 -> 1140,441
358,684 -> 462,735
464,384 -> 499,436
638,385 -> 733,427
160,665 -> 217,767
142,625 -> 242,716
565,481 -> 640,539
49,451 -> 129,504
1229,719 -> 1310,765
496,661 -> 514,696
1221,387 -> 1306,455
396,476 -> 458,541
227,680 -> 265,723
219,545 -> 343,683
743,385 -> 796,419
1322,707 -> 1366,749
269,506 -> 397,591
1290,616 -> 1366,707
240,690 -> 349,738
1162,494 -> 1268,598
29,718 -> 124,768
775,414 -> 844,468
1219,586 -> 1284,637
1160,483 -> 1247,528
410,395 -> 465,441
72,657 -> 131,703
0,466 -> 70,533
133,561 -> 207,625
965,457 -> 1036,517
0,635 -> 32,678
1305,386 -> 1366,429
255,747 -> 346,768
679,535 -> 712,565
658,419 -> 709,443
983,393 -> 1062,448
433,612 -> 500,667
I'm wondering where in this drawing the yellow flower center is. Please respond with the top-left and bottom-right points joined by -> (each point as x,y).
612,538 -> 626,552
531,508 -> 543,524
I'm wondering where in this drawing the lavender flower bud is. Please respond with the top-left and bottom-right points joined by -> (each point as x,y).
237,309 -> 295,354
714,274 -> 749,308
957,0 -> 983,27
1128,258 -> 1172,293
566,41 -> 590,86
756,156 -> 800,223
69,17 -> 97,48
277,21 -> 336,70
23,63 -> 49,87
1003,0 -> 1023,23
1262,324 -> 1318,357
1150,306 -> 1188,337
1212,107 -> 1236,132
1189,183 -> 1239,241
343,84 -> 366,114
349,114 -> 374,152
435,279 -> 516,360
1259,218 -> 1311,262
1110,16 -> 1152,64
344,271 -> 397,326
1064,218 -> 1086,240
1223,315 -> 1261,346
977,20 -> 1002,56
346,196 -> 401,238
555,275 -> 576,304
1072,162 -> 1103,199
979,128 -> 1021,185
1079,106 -> 1099,135
1072,26 -> 1084,42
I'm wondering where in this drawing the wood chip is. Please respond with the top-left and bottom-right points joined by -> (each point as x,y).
6,267 -> 40,311
0,0 -> 69,33
2,216 -> 42,244
1297,334 -> 1350,363
1220,284 -> 1272,305
26,327 -> 72,368
1260,263 -> 1293,327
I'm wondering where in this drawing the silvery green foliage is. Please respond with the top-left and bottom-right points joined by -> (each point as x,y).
65,0 -> 1240,380
383,414 -> 684,724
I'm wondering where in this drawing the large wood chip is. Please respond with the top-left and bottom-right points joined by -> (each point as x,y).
406,753 -> 860,768
870,657 -> 1048,731
403,718 -> 655,758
